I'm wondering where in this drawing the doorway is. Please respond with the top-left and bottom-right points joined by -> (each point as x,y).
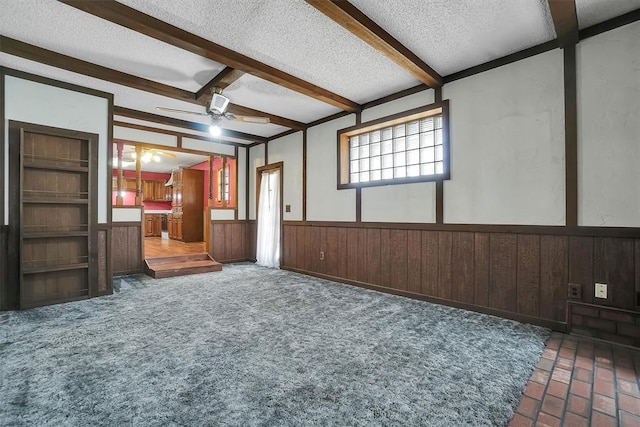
256,163 -> 283,268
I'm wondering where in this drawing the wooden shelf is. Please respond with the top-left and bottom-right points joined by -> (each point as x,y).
23,231 -> 89,239
23,198 -> 89,205
23,263 -> 89,275
23,163 -> 89,173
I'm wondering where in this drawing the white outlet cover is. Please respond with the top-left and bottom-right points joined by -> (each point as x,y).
595,283 -> 608,299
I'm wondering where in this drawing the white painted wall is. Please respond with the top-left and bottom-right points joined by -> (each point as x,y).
361,89 -> 435,122
112,207 -> 142,222
248,144 -> 265,220
362,182 -> 436,223
182,137 -> 235,157
442,49 -> 566,225
4,76 -> 110,224
210,209 -> 235,221
113,126 -> 177,148
306,114 -> 357,222
268,132 -> 303,221
577,22 -> 640,227
237,147 -> 247,220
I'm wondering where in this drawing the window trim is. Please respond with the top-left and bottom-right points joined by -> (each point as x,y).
337,100 -> 449,190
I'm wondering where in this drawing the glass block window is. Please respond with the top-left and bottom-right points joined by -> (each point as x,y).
348,115 -> 444,184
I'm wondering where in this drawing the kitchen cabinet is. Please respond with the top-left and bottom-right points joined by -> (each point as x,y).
143,179 -> 170,201
144,214 -> 163,237
169,168 -> 203,242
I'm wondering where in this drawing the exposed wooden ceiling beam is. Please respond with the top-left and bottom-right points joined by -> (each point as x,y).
0,36 -> 303,130
58,0 -> 360,113
306,0 -> 442,88
114,106 -> 268,143
548,0 -> 579,47
195,67 -> 245,101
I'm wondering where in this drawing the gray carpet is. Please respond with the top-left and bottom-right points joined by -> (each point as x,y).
0,264 -> 549,426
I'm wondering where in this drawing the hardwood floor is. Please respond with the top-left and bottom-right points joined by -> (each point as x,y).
144,237 -> 206,259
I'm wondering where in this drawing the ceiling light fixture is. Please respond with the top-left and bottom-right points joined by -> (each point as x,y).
209,123 -> 221,137
141,152 -> 153,163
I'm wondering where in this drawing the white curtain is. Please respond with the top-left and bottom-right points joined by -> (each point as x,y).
256,170 -> 280,268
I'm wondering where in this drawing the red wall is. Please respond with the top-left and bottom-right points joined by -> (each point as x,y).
112,170 -> 172,210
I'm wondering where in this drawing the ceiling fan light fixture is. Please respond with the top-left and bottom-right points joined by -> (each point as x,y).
209,123 -> 222,137
209,93 -> 230,114
141,152 -> 153,163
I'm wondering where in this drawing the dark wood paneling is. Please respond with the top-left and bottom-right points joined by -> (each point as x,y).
346,227 -> 358,281
98,229 -> 109,293
389,230 -> 408,291
636,239 -> 640,310
593,238 -> 636,310
288,225 -> 297,268
280,223 -> 640,330
437,231 -> 452,299
451,232 -> 474,304
356,228 -> 367,282
489,234 -> 517,312
112,224 -> 143,275
282,225 -> 291,267
379,229 -> 391,287
0,226 -> 8,309
564,45 -> 578,226
517,234 -> 540,317
540,236 -> 568,322
325,227 -> 338,277
246,221 -> 257,261
209,221 -> 247,263
474,233 -> 490,307
569,236 -> 593,304
406,230 -> 422,294
421,231 -> 439,297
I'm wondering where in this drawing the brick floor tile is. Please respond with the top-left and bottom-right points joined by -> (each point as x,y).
531,369 -> 551,385
562,411 -> 589,427
559,347 -> 577,359
618,379 -> 640,397
620,410 -> 640,427
524,381 -> 545,400
574,356 -> 593,371
556,357 -> 574,370
616,366 -> 638,382
536,358 -> 555,372
593,393 -> 617,417
551,368 -> 572,384
516,396 -> 540,418
546,338 -> 561,350
541,395 -> 565,418
594,379 -> 615,397
542,348 -> 558,360
596,355 -> 614,369
535,412 -> 561,427
546,380 -> 568,399
573,367 -> 592,383
508,413 -> 533,427
619,393 -> 640,416
567,393 -> 590,418
577,343 -> 594,359
591,410 -> 617,427
569,380 -> 591,399
563,339 -> 578,349
595,366 -> 615,382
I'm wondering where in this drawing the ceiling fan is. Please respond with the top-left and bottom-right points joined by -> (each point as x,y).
122,148 -> 176,164
156,87 -> 270,136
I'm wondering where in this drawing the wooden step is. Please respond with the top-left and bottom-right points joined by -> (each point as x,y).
144,253 -> 222,278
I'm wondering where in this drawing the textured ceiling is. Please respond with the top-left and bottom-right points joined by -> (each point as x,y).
350,0 -> 556,76
1,0 -> 638,141
576,0 -> 640,28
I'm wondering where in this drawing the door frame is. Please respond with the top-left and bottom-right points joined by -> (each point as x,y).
255,162 -> 284,266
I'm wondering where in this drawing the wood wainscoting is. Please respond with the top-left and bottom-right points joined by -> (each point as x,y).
0,225 -> 9,310
112,222 -> 144,275
209,220 -> 247,263
97,225 -> 112,296
282,222 -> 640,331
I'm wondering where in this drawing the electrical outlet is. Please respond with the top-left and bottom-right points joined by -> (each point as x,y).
320,251 -> 325,260
595,283 -> 607,299
568,283 -> 582,300
285,204 -> 291,213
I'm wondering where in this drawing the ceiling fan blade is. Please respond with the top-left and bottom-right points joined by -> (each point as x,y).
155,106 -> 209,117
232,115 -> 271,124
